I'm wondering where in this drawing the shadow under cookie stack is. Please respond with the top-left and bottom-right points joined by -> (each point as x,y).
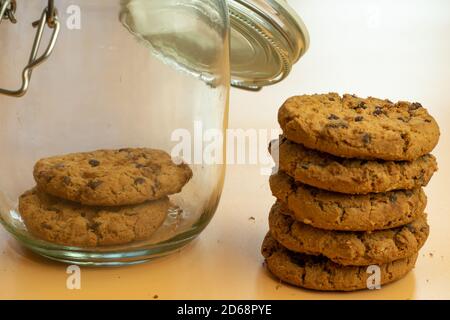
19,148 -> 192,248
262,93 -> 440,291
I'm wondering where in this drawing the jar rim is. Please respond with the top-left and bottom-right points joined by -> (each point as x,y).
228,0 -> 310,91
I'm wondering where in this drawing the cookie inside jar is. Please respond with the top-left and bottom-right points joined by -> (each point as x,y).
18,148 -> 193,247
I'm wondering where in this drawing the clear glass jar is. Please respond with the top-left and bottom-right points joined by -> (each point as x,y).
0,0 -> 308,265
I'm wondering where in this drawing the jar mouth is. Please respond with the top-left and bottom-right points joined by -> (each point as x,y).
120,0 -> 309,91
120,0 -> 230,88
228,0 -> 310,90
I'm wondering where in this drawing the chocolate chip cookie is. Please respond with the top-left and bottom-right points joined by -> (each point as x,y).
269,202 -> 429,266
270,171 -> 427,231
261,233 -> 418,291
34,148 -> 193,206
19,188 -> 172,247
278,93 -> 440,161
271,137 -> 437,194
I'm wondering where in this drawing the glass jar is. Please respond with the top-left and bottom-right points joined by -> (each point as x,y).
0,0 -> 309,265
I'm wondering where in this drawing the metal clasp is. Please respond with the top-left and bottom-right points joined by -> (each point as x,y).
0,0 -> 16,24
0,0 -> 60,97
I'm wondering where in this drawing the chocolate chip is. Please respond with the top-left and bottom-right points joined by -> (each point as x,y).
326,122 -> 348,129
424,119 -> 432,123
90,221 -> 101,230
407,224 -> 419,234
410,102 -> 422,111
389,194 -> 397,203
328,97 -> 335,101
356,102 -> 367,109
134,177 -> 146,185
88,180 -> 103,190
372,106 -> 384,116
354,116 -> 364,122
143,163 -> 162,173
362,133 -> 372,144
328,114 -> 340,120
88,159 -> 100,167
63,176 -> 71,186
301,164 -> 310,170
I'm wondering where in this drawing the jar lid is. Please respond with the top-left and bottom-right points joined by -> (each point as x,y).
119,0 -> 308,91
228,0 -> 310,90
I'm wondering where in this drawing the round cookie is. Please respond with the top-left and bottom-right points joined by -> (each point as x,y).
19,188 -> 172,247
261,233 -> 418,291
271,137 -> 437,194
278,93 -> 440,161
269,171 -> 427,231
34,148 -> 192,206
269,202 -> 429,266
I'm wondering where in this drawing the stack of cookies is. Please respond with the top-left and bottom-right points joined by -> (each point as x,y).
19,148 -> 192,247
262,93 -> 440,291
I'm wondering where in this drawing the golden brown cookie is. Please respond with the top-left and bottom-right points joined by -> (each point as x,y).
261,233 -> 418,291
269,202 -> 429,266
269,171 -> 427,231
271,137 -> 437,194
19,188 -> 172,247
278,93 -> 440,161
34,148 -> 192,206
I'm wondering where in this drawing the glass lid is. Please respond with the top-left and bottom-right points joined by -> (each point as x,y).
119,0 -> 309,91
228,0 -> 310,90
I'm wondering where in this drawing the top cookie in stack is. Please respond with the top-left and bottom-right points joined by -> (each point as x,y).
262,93 -> 440,291
279,93 -> 440,161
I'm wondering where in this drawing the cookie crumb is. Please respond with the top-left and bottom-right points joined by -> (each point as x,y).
249,216 -> 256,221
153,294 -> 159,299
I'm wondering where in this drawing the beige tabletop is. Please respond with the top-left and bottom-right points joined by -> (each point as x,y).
1,0 -> 449,299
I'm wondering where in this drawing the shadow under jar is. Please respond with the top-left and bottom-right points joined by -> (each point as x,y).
0,0 -> 309,265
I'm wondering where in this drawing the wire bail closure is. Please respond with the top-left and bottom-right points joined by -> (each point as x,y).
0,0 -> 60,97
0,0 -> 16,24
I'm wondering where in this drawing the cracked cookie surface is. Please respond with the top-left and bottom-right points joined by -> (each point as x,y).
19,188 -> 172,247
271,137 -> 437,194
269,202 -> 429,266
261,233 -> 418,291
34,148 -> 193,206
270,171 -> 427,231
278,93 -> 440,161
